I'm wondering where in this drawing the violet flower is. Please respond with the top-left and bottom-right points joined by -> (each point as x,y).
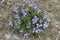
36,24 -> 41,28
29,1 -> 35,7
39,19 -> 43,23
23,13 -> 27,17
17,19 -> 21,24
13,7 -> 18,13
26,23 -> 31,28
24,8 -> 29,13
35,29 -> 39,33
32,29 -> 38,33
23,0 -> 26,2
43,15 -> 49,19
32,28 -> 43,33
34,6 -> 41,13
37,2 -> 41,6
32,28 -> 35,33
20,0 -> 26,2
21,8 -> 28,13
21,9 -> 25,13
14,14 -> 19,18
21,9 -> 28,17
26,25 -> 30,28
32,16 -> 39,24
23,33 -> 29,38
43,21 -> 49,29
32,28 -> 38,33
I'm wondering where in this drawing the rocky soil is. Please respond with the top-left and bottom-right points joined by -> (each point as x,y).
0,0 -> 60,40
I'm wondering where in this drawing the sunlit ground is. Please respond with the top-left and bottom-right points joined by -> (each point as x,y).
0,0 -> 60,40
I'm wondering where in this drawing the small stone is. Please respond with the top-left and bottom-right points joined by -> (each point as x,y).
56,25 -> 59,28
13,35 -> 19,40
5,33 -> 11,40
58,31 -> 60,34
46,37 -> 51,40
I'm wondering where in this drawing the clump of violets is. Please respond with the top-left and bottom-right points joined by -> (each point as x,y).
9,2 -> 50,38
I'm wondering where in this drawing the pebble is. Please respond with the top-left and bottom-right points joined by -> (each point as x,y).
5,33 -> 11,40
46,37 -> 51,40
58,31 -> 60,34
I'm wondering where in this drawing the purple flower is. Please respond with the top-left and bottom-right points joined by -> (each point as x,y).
32,28 -> 39,33
23,33 -> 29,38
32,29 -> 38,33
29,1 -> 35,7
17,19 -> 21,24
21,8 -> 28,13
14,14 -> 19,18
23,0 -> 26,2
26,23 -> 31,28
21,9 -> 28,17
9,20 -> 13,26
39,19 -> 43,23
21,9 -> 25,13
23,13 -> 27,17
33,28 -> 36,30
37,2 -> 41,6
32,16 -> 39,24
34,6 -> 38,11
36,24 -> 42,28
43,21 -> 49,28
43,15 -> 49,19
32,28 -> 43,33
24,8 -> 29,13
35,29 -> 39,33
32,28 -> 36,33
20,0 -> 26,3
34,6 -> 41,13
13,7 -> 18,13
26,25 -> 30,28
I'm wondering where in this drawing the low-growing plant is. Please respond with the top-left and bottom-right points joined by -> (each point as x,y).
9,2 -> 49,38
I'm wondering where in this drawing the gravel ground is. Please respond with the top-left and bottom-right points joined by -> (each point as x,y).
0,0 -> 60,40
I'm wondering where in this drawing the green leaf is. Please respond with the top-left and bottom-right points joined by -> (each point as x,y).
23,3 -> 29,9
16,24 -> 20,30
